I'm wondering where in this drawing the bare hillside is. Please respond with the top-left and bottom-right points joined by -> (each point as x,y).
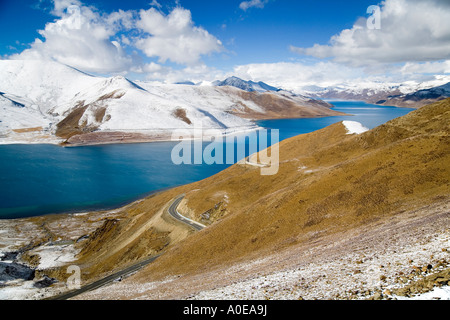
75,98 -> 450,300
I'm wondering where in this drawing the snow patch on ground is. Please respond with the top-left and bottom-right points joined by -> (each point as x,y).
0,243 -> 80,300
395,286 -> 450,300
0,280 -> 40,300
342,121 -> 369,135
30,243 -> 79,270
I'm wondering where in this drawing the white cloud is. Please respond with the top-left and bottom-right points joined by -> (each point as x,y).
400,60 -> 450,75
149,0 -> 162,9
239,0 -> 269,11
51,0 -> 81,16
135,7 -> 223,66
8,1 -> 223,74
10,2 -> 134,74
142,63 -> 225,85
291,0 -> 450,67
231,61 -> 366,91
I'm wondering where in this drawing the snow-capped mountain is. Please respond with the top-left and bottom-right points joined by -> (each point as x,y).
0,60 -> 337,145
213,76 -> 280,93
380,81 -> 450,107
306,77 -> 450,108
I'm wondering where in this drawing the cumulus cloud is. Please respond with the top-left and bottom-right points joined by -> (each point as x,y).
239,0 -> 269,11
10,1 -> 135,73
135,7 -> 223,66
9,1 -> 224,74
291,0 -> 450,67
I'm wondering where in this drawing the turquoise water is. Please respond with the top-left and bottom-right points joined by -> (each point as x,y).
0,101 -> 414,219
258,100 -> 415,141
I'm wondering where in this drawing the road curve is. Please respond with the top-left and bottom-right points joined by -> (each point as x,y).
47,255 -> 161,300
168,195 -> 206,231
46,195 -> 203,300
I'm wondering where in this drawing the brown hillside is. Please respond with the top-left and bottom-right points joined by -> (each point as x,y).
228,88 -> 345,120
63,98 -> 449,297
129,98 -> 449,281
71,189 -> 196,281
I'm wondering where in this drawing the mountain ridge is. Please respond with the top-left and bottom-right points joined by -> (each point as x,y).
213,76 -> 281,93
0,60 -> 340,146
307,79 -> 450,108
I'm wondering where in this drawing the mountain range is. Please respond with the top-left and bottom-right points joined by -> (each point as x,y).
1,59 -> 449,147
306,78 -> 450,108
0,60 -> 340,146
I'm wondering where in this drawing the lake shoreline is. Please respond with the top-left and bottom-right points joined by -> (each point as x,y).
3,99 -> 415,149
0,112 -> 345,148
0,101 -> 415,220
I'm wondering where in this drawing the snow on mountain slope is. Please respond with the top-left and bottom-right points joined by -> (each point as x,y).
0,60 -> 99,113
306,76 -> 450,108
406,82 -> 450,99
0,60 -> 257,142
0,60 -> 337,145
0,94 -> 49,129
377,81 -> 450,108
213,76 -> 280,93
135,82 -> 265,127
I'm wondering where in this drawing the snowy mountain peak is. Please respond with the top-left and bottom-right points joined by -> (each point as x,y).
214,76 -> 280,93
0,59 -> 338,145
96,75 -> 140,91
305,77 -> 450,108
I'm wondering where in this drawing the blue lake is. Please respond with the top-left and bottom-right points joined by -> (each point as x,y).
0,101 -> 414,219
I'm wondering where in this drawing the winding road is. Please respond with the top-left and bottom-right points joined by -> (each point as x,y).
47,195 -> 203,300
168,195 -> 206,231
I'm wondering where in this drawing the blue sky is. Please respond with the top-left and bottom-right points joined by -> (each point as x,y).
1,0 -> 449,89
0,0 -> 374,64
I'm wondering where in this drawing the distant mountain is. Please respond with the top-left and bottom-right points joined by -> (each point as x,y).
213,76 -> 281,93
411,82 -> 450,99
310,85 -> 402,105
308,79 -> 450,108
0,60 -> 338,146
174,81 -> 196,85
378,82 -> 450,108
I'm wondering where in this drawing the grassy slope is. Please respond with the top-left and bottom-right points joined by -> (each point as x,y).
68,98 -> 449,286
69,188 -> 195,281
130,98 -> 449,280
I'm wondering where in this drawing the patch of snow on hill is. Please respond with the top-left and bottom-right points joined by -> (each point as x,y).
343,121 -> 369,135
